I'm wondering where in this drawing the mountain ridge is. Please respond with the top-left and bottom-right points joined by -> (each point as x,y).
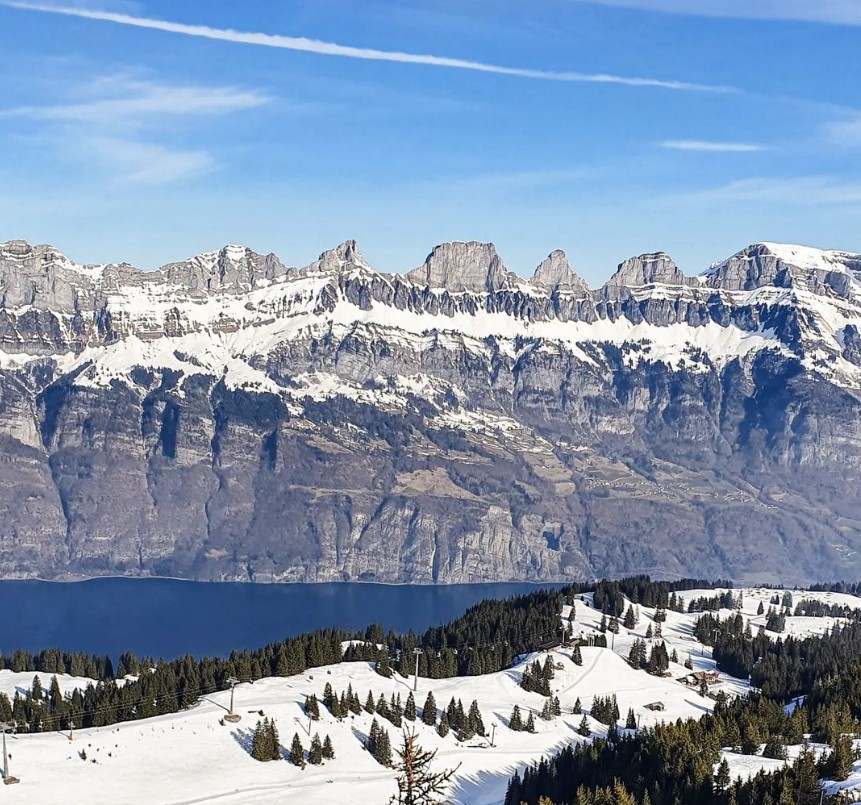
0,235 -> 859,585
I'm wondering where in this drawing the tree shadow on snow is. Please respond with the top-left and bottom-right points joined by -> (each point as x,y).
230,727 -> 254,757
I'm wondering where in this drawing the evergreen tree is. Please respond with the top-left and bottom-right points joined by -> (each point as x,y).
405,692 -> 416,722
578,715 -> 590,737
645,624 -> 653,639
374,727 -> 392,766
305,694 -> 320,720
365,690 -> 376,714
309,733 -> 323,765
525,712 -> 536,733
714,758 -> 731,791
267,718 -> 281,760
573,697 -> 582,715
599,615 -> 608,633
289,732 -> 304,767
572,644 -> 583,666
552,695 -> 561,716
322,734 -> 335,760
623,605 -> 636,630
509,705 -> 523,731
421,692 -> 437,727
437,711 -> 450,738
251,719 -> 271,761
467,700 -> 485,736
625,707 -> 637,730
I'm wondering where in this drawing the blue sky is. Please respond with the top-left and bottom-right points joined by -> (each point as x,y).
0,0 -> 859,283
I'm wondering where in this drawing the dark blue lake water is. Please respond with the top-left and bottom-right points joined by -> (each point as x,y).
0,579 -> 564,661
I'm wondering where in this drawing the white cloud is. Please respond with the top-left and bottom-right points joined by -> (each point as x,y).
0,1 -> 734,92
684,176 -> 861,205
4,77 -> 269,126
575,0 -> 861,26
659,140 -> 766,153
823,114 -> 861,148
86,137 -> 213,184
2,73 -> 269,185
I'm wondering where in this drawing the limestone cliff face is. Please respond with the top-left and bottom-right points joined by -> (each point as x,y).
1,237 -> 860,585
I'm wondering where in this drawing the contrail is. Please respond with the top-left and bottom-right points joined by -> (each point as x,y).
0,1 -> 735,93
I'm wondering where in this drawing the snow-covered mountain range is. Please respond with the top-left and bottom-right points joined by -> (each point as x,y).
1,237 -> 860,583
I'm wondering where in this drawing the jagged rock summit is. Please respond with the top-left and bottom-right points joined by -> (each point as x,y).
0,236 -> 860,586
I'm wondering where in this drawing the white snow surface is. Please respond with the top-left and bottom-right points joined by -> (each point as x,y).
0,590 -> 768,805
3,587 -> 860,802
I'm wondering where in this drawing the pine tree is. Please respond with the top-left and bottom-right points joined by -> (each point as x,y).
540,699 -> 553,721
625,707 -> 637,730
376,654 -> 393,678
467,700 -> 485,736
573,697 -> 582,715
599,615 -> 608,633
305,694 -> 320,720
251,719 -> 270,761
714,758 -> 731,791
525,712 -> 536,733
309,733 -> 323,765
437,711 -> 450,738
421,692 -> 437,726
322,734 -> 335,760
509,704 -> 523,731
645,624 -> 653,639
289,732 -> 304,767
404,692 -> 416,722
374,727 -> 392,766
578,715 -> 590,737
365,690 -> 376,714
552,695 -> 561,716
389,728 -> 461,805
267,718 -> 281,760
623,605 -> 636,630
572,644 -> 583,666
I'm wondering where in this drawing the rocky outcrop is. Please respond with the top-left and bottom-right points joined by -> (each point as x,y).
0,237 -> 860,585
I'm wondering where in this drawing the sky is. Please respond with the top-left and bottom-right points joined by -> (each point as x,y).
0,0 -> 859,284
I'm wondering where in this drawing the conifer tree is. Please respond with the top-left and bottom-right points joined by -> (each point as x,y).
552,695 -> 561,716
573,697 -> 582,715
404,692 -> 416,722
289,733 -> 304,767
625,708 -> 637,730
572,644 -> 583,666
421,692 -> 437,726
251,719 -> 270,761
578,715 -> 590,737
309,733 -> 323,765
437,711 -> 450,738
525,712 -> 536,733
389,728 -> 461,805
623,605 -> 636,630
509,704 -> 523,731
365,690 -> 376,713
322,734 -> 335,760
714,758 -> 731,791
267,717 -> 281,760
467,700 -> 485,736
305,694 -> 320,720
599,615 -> 608,633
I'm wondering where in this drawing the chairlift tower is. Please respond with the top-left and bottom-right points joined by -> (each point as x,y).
224,676 -> 242,723
0,722 -> 19,785
413,648 -> 422,692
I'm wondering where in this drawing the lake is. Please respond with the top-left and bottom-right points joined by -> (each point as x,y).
0,578 -> 565,661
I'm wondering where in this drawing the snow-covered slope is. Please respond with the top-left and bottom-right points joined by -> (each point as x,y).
3,587 -> 859,804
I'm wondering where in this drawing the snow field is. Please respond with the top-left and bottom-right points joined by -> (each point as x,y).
2,587 -> 859,804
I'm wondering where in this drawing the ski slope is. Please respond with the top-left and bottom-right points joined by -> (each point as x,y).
1,587 -> 858,804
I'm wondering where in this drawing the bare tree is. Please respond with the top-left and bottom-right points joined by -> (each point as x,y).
389,728 -> 461,805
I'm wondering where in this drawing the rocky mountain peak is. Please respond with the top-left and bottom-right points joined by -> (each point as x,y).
530,249 -> 590,296
406,241 -> 512,293
605,251 -> 688,289
701,243 -> 861,296
310,239 -> 369,274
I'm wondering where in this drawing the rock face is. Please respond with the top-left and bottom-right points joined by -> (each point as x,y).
1,238 -> 861,585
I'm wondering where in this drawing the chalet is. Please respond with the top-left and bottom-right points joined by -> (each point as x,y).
679,670 -> 720,687
644,702 -> 665,711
